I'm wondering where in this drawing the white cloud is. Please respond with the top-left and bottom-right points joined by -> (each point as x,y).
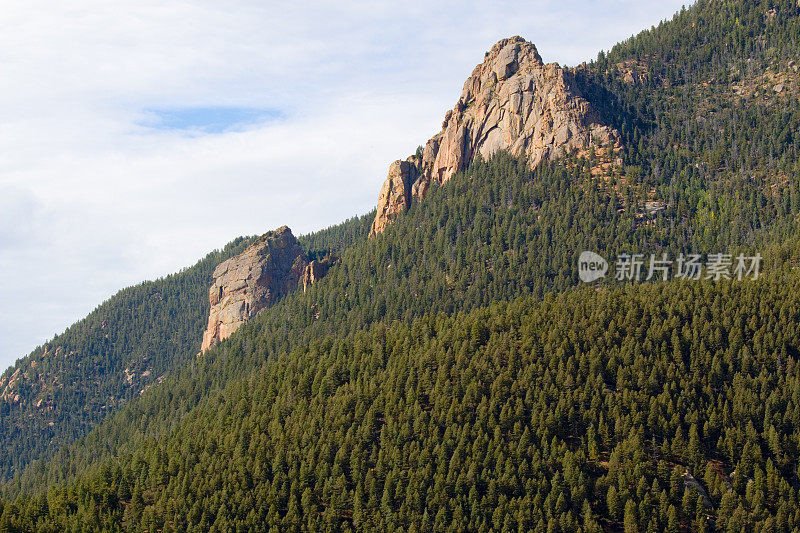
0,0 -> 690,368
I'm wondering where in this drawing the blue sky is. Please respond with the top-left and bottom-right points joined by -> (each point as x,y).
142,107 -> 283,133
0,0 -> 691,370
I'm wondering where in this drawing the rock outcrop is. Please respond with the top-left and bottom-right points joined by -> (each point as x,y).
370,36 -> 621,235
371,160 -> 419,235
200,226 -> 308,353
302,254 -> 338,292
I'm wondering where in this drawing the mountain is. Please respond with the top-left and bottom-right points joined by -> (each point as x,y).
3,0 -> 800,530
370,36 -> 621,235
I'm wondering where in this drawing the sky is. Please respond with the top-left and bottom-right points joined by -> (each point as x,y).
0,0 -> 690,370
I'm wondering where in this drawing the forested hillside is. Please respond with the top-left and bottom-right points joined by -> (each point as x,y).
0,237 -> 256,481
576,0 -> 800,243
0,212 -> 373,486
297,213 -> 374,258
2,0 -> 800,531
4,277 -> 800,531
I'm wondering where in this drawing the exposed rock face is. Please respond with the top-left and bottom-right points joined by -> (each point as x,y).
200,226 -> 308,353
370,36 -> 621,235
302,255 -> 338,292
370,160 -> 419,235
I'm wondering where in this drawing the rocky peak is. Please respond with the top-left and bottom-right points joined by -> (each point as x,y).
370,36 -> 621,235
200,226 -> 308,353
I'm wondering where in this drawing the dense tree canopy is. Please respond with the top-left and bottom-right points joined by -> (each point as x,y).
5,278 -> 800,531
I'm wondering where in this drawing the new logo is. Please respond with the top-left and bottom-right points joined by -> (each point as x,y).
578,251 -> 608,283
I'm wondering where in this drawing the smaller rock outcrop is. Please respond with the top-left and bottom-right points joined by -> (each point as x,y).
370,160 -> 419,235
200,226 -> 308,353
302,254 -> 338,292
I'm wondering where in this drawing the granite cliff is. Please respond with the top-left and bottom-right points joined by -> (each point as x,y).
370,36 -> 621,235
200,227 -> 308,353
